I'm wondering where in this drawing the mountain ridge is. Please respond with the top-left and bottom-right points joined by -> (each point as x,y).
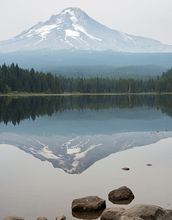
0,7 -> 172,53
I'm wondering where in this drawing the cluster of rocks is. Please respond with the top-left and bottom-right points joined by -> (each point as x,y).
3,186 -> 172,220
101,204 -> 172,220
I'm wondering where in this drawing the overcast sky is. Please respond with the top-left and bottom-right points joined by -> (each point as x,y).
0,0 -> 172,45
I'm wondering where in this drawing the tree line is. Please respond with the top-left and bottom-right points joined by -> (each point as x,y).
0,63 -> 172,94
0,63 -> 63,94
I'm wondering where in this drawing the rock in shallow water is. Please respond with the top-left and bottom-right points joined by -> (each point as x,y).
146,164 -> 152,166
122,167 -> 130,171
72,196 -> 106,212
108,186 -> 134,203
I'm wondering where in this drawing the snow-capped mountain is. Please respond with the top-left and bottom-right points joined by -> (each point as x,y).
0,7 -> 172,53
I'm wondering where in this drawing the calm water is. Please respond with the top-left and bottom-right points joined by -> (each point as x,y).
0,95 -> 172,220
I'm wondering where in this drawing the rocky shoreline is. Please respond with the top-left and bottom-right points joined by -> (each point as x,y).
3,186 -> 172,220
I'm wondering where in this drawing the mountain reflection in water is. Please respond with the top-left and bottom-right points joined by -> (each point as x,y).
0,95 -> 172,174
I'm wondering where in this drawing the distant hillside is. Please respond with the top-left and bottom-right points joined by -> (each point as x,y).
0,50 -> 171,79
41,65 -> 165,79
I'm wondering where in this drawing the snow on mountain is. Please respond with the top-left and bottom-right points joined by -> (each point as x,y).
0,7 -> 172,53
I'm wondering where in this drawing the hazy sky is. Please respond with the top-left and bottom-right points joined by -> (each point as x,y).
0,0 -> 172,45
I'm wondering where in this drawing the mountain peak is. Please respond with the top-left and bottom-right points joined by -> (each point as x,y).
61,7 -> 83,14
50,7 -> 87,20
0,8 -> 172,53
47,7 -> 89,30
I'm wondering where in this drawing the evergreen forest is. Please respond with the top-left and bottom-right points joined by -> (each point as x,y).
0,63 -> 172,94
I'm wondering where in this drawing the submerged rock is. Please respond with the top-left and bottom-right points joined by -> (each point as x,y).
72,196 -> 106,212
4,217 -> 24,220
108,186 -> 134,204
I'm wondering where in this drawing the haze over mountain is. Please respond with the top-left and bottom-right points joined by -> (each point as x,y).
0,7 -> 172,53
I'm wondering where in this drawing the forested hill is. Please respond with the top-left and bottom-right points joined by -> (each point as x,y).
0,63 -> 172,94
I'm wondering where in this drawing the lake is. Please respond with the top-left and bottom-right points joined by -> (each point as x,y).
0,94 -> 172,220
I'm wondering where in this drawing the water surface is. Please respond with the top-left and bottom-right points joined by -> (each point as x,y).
0,95 -> 172,219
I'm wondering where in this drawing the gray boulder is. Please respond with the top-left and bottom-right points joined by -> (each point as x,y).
72,196 -> 106,212
101,207 -> 125,220
108,186 -> 134,204
56,215 -> 66,220
115,204 -> 172,220
4,217 -> 24,220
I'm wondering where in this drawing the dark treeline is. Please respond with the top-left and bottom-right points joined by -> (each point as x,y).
0,63 -> 172,94
0,63 -> 63,94
1,95 -> 172,125
61,68 -> 172,93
